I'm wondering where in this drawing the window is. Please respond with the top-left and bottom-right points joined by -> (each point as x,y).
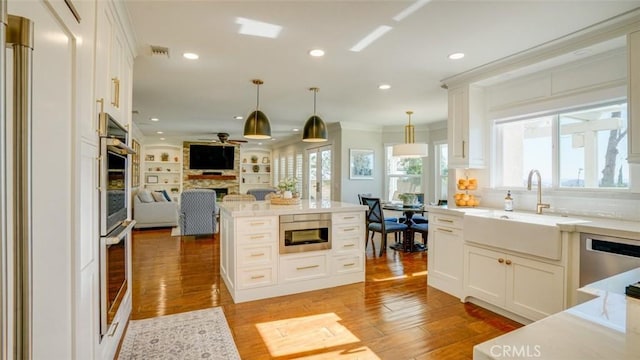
435,143 -> 448,201
385,145 -> 423,201
495,102 -> 628,189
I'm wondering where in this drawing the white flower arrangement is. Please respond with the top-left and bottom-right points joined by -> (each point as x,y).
277,177 -> 298,193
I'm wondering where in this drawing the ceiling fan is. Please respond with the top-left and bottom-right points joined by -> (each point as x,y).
197,132 -> 248,145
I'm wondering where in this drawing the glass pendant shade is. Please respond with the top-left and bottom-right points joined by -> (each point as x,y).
302,87 -> 328,142
243,79 -> 272,139
392,110 -> 428,157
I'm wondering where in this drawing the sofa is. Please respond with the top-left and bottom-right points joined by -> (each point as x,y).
133,189 -> 179,228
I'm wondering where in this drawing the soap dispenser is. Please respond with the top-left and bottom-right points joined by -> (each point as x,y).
504,190 -> 513,211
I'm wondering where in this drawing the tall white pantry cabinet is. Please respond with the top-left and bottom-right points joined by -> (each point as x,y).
3,1 -> 135,359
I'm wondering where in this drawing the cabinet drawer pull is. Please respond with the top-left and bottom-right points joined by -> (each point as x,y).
249,222 -> 266,226
343,262 -> 356,267
296,265 -> 319,270
250,234 -> 265,240
342,227 -> 356,232
498,258 -> 504,264
437,227 -> 453,233
250,275 -> 265,280
111,77 -> 120,108
108,321 -> 119,337
250,252 -> 265,257
439,219 -> 454,223
505,259 -> 512,265
343,216 -> 355,219
343,244 -> 355,248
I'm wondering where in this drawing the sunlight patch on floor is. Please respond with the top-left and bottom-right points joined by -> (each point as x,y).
293,346 -> 381,359
256,313 -> 368,357
373,270 -> 427,282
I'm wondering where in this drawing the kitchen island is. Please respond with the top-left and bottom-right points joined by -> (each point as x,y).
218,200 -> 367,303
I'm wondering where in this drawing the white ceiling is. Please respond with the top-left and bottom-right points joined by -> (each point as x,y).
125,0 -> 640,145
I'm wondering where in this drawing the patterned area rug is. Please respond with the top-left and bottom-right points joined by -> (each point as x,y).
118,307 -> 240,360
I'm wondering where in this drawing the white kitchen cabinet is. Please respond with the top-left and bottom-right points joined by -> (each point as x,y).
628,30 -> 640,163
427,211 -> 465,298
280,253 -> 329,282
447,84 -> 485,168
234,216 -> 278,289
331,212 -> 365,274
464,244 -> 564,321
95,0 -> 131,123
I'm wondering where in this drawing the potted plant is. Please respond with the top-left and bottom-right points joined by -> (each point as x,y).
398,193 -> 418,206
277,177 -> 298,199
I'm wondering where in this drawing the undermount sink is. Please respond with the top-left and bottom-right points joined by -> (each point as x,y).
463,211 -> 587,260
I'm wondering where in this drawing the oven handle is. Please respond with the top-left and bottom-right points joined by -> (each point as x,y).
101,220 -> 136,245
104,138 -> 136,155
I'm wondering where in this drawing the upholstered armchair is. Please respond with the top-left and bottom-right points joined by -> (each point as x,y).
179,189 -> 217,235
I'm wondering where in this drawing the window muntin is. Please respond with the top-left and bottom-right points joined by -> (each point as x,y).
494,102 -> 628,189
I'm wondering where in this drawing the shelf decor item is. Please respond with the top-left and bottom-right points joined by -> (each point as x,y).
161,152 -> 169,161
251,155 -> 258,163
146,175 -> 158,184
252,165 -> 260,173
145,154 -> 155,161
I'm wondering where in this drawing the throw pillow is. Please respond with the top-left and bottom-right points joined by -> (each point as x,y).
159,189 -> 172,202
151,191 -> 167,202
137,189 -> 154,203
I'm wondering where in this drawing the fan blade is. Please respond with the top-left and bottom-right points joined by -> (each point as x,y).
229,139 -> 248,143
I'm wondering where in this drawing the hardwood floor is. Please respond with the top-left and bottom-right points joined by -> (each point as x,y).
131,228 -> 522,359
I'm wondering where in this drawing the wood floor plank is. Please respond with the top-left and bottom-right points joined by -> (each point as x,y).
130,228 -> 522,359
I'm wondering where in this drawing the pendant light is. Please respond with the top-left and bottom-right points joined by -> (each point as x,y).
302,87 -> 328,142
243,79 -> 272,139
392,111 -> 428,157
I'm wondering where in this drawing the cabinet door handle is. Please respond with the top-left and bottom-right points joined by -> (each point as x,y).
251,275 -> 265,280
297,265 -> 319,271
250,252 -> 265,257
108,321 -> 119,337
462,140 -> 466,159
96,155 -> 103,191
111,77 -> 120,108
437,228 -> 453,233
505,259 -> 512,265
498,258 -> 504,264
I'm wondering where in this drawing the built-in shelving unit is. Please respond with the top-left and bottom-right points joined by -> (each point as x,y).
240,147 -> 272,193
142,144 -> 182,200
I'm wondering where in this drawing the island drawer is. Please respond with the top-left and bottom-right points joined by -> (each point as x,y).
332,212 -> 364,225
236,216 -> 278,235
237,230 -> 275,245
280,253 -> 328,282
238,244 -> 276,267
237,267 -> 276,289
332,254 -> 363,275
332,233 -> 362,253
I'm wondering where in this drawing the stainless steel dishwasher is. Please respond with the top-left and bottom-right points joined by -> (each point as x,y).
580,232 -> 640,286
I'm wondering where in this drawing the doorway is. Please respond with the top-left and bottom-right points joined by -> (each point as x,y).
306,145 -> 332,202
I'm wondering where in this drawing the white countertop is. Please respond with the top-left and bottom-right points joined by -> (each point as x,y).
218,199 -> 367,217
473,268 -> 640,360
427,205 -> 640,240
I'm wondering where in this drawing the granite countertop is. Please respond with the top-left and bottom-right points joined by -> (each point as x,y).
218,199 -> 367,217
473,268 -> 640,359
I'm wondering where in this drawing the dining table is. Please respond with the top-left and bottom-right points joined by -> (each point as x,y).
382,202 -> 427,252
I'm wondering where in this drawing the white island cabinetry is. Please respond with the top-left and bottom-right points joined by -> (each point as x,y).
219,201 -> 367,303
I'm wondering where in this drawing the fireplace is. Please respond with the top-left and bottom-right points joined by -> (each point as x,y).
211,188 -> 228,201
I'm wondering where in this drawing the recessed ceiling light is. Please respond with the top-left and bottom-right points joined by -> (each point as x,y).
448,52 -> 465,60
234,115 -> 243,120
156,131 -> 163,134
258,142 -> 263,145
159,137 -> 166,140
309,49 -> 325,57
183,52 -> 199,60
378,84 -> 391,90
150,117 -> 159,122
235,17 -> 282,39
292,128 -> 300,132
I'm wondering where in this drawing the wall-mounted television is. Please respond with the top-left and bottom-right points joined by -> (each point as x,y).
189,144 -> 235,170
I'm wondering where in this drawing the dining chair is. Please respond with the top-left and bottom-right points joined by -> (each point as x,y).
361,196 -> 408,256
222,194 -> 257,202
409,222 -> 429,251
358,193 -> 401,244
